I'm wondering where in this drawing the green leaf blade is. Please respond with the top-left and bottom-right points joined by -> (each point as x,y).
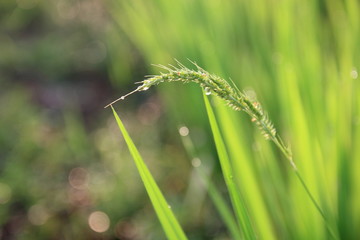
202,93 -> 257,240
111,106 -> 187,240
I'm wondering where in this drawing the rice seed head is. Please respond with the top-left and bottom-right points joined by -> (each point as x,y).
105,60 -> 294,168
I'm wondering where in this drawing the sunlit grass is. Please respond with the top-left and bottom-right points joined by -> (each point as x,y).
108,0 -> 360,238
111,106 -> 187,240
202,92 -> 255,239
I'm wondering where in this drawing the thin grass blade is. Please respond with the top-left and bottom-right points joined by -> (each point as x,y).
203,93 -> 257,240
111,106 -> 187,240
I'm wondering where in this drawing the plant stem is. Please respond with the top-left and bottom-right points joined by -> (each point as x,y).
294,170 -> 338,239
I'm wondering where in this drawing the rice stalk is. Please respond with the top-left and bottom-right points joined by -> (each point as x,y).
105,61 -> 338,239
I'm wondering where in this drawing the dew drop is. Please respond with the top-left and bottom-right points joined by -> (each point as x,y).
120,96 -> 125,100
204,87 -> 211,95
251,118 -> 256,122
168,205 -> 171,209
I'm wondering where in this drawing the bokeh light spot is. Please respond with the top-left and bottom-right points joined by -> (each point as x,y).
179,126 -> 189,136
191,158 -> 201,167
88,211 -> 110,233
351,68 -> 358,79
28,204 -> 50,225
114,220 -> 137,239
137,98 -> 162,125
69,167 -> 89,190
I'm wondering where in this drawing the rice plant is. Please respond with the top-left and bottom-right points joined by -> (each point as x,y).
107,0 -> 360,238
108,62 -> 338,239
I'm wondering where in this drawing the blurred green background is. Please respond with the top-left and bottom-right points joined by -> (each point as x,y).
1,0 -> 359,239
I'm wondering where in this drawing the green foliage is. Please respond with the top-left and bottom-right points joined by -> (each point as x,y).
108,0 -> 360,239
2,0 -> 360,238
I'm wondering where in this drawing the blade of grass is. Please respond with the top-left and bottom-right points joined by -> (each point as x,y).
202,92 -> 257,240
111,106 -> 187,240
214,102 -> 277,240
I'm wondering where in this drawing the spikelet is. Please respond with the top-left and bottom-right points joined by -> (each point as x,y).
105,61 -> 295,168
